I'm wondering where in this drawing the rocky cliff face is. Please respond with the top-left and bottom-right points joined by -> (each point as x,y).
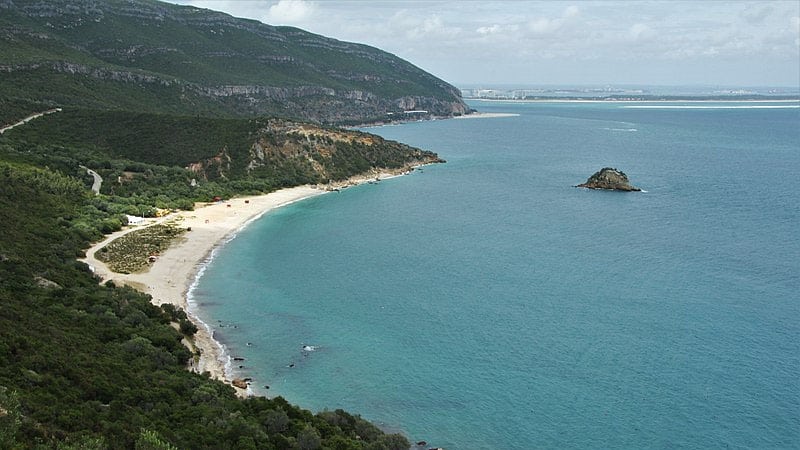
185,119 -> 443,183
577,167 -> 641,191
0,0 -> 470,124
186,148 -> 232,181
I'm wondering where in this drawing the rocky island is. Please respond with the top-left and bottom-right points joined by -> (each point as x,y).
577,167 -> 641,191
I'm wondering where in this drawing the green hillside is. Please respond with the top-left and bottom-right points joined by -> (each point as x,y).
0,1 -> 456,447
0,111 -> 437,449
0,159 -> 412,449
0,0 -> 469,124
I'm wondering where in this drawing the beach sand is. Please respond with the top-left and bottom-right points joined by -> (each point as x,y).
455,111 -> 520,119
82,185 -> 325,396
80,169 -> 413,396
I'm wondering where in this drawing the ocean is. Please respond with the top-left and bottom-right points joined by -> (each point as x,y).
190,100 -> 800,449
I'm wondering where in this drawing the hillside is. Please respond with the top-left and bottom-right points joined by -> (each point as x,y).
0,0 -> 457,447
0,155 -> 414,449
0,107 -> 436,450
3,108 -> 443,205
0,0 -> 469,124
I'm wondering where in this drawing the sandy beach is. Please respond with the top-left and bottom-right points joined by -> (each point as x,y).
455,111 -> 520,119
82,185 -> 326,395
80,169 -> 413,396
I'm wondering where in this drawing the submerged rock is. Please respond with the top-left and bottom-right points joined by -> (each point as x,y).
577,167 -> 641,191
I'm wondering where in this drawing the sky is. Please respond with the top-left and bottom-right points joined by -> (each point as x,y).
166,0 -> 800,88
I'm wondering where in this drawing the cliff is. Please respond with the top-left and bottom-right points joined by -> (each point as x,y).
191,118 -> 444,183
2,108 -> 444,193
0,0 -> 469,124
577,167 -> 641,191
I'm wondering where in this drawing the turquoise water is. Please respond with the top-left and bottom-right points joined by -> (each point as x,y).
191,100 -> 800,449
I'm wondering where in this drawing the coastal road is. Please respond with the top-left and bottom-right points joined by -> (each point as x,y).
0,108 -> 62,134
80,165 -> 103,195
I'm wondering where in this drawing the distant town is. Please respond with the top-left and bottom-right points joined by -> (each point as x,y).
459,85 -> 800,101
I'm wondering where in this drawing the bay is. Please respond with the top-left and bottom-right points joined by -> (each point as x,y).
191,100 -> 800,449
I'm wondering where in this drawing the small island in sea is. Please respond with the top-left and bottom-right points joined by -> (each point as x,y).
577,167 -> 642,191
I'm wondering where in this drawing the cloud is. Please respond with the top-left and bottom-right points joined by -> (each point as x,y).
162,0 -> 800,86
527,5 -> 581,36
628,23 -> 655,41
477,24 -> 502,35
740,4 -> 774,24
389,11 -> 462,41
263,0 -> 316,25
528,17 -> 560,35
563,5 -> 581,19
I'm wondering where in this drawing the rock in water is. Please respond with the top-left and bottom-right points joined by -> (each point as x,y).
577,167 -> 641,191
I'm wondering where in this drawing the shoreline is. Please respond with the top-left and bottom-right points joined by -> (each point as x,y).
80,167 -> 422,396
452,111 -> 520,119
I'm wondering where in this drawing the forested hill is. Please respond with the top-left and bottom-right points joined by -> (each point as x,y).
0,0 -> 469,124
0,1 -> 455,447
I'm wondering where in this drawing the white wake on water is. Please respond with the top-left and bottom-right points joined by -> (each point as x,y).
601,127 -> 638,132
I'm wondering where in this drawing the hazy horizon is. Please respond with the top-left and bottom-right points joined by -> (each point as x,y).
456,83 -> 800,90
166,1 -> 800,88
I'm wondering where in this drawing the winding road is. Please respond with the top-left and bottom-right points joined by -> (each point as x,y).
80,165 -> 103,195
0,109 -> 104,195
0,108 -> 62,134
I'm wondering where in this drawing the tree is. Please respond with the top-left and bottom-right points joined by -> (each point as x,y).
0,387 -> 21,449
57,437 -> 107,450
297,425 -> 322,450
263,408 -> 289,434
135,429 -> 178,450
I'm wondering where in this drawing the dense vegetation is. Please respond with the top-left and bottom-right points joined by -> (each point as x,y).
0,160 -> 412,449
0,0 -> 468,124
0,112 -> 428,448
0,98 -> 59,128
0,80 -> 442,450
1,108 -> 440,209
0,1 -> 453,447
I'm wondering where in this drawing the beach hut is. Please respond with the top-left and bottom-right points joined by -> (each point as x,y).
125,215 -> 145,225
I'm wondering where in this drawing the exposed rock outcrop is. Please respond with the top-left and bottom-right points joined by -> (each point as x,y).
186,148 -> 232,181
184,118 -> 443,183
0,0 -> 470,124
34,276 -> 62,289
577,167 -> 641,191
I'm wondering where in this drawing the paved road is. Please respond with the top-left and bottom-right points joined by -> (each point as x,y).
0,108 -> 62,134
0,108 -> 105,196
80,165 -> 103,195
